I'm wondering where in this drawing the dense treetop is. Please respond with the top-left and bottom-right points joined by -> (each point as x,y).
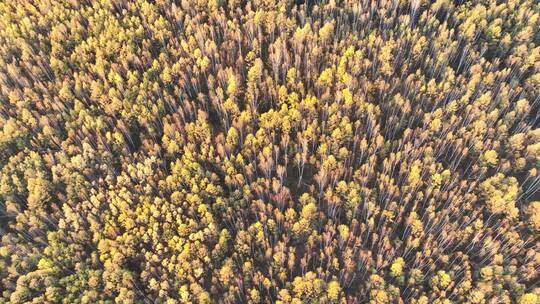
0,0 -> 539,303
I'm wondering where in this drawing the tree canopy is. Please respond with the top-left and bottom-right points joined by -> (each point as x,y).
0,0 -> 539,303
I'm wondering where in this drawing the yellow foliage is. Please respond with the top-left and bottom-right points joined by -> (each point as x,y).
408,160 -> 422,187
480,173 -> 519,218
525,201 -> 540,232
390,257 -> 405,277
327,281 -> 341,301
319,68 -> 334,85
518,293 -> 538,304
481,150 -> 498,167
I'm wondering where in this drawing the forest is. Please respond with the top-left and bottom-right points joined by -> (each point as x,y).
0,0 -> 539,303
